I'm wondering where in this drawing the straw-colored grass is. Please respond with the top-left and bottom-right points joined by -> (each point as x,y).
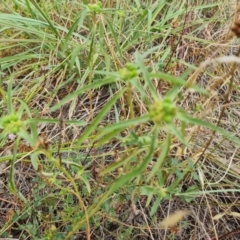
1,0 -> 240,239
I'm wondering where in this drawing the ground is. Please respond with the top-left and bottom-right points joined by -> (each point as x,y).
1,0 -> 240,239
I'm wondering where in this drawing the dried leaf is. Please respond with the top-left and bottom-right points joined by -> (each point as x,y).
35,133 -> 51,150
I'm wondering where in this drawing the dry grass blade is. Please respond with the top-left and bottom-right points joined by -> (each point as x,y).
1,0 -> 240,239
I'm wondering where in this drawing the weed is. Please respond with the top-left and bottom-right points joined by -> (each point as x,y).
1,1 -> 240,239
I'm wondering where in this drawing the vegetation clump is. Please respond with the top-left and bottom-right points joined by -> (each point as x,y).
0,1 -> 240,239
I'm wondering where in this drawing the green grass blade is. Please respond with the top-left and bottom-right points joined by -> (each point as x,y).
166,122 -> 189,146
147,134 -> 170,182
30,0 -> 60,38
150,72 -> 187,86
111,129 -> 158,191
7,75 -> 14,114
178,112 -> 240,146
27,118 -> 86,126
99,149 -> 143,176
93,114 -> 150,141
77,89 -> 126,145
63,9 -> 88,51
49,77 -> 117,112
24,0 -> 36,18
135,52 -> 158,100
104,16 -> 123,60
9,137 -> 20,193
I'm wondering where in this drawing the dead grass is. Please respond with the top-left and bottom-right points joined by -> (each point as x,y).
1,0 -> 240,239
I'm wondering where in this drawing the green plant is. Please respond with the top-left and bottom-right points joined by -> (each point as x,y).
1,1 -> 240,239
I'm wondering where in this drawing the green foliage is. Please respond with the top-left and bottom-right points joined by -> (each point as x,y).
0,114 -> 23,133
0,0 -> 239,239
119,63 -> 138,81
149,98 -> 177,124
88,1 -> 103,13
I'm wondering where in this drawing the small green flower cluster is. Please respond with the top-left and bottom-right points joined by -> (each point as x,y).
149,98 -> 176,124
119,63 -> 138,81
88,1 -> 103,13
1,114 -> 23,133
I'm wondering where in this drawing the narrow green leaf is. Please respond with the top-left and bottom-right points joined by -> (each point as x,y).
79,174 -> 91,194
9,137 -> 20,193
104,16 -> 123,60
70,45 -> 82,70
29,121 -> 38,144
7,75 -> 13,114
99,150 -> 142,176
146,191 -> 154,207
147,134 -> 170,182
150,197 -> 162,216
18,128 -> 35,146
31,152 -> 39,171
63,9 -> 88,51
111,129 -> 158,191
87,29 -> 96,66
30,0 -> 60,38
135,52 -> 158,100
25,0 -> 36,18
147,9 -> 152,34
93,114 -> 150,142
77,89 -> 126,145
94,128 -> 127,148
17,98 -> 32,118
27,118 -> 86,126
150,72 -> 186,86
49,77 -> 116,112
178,112 -> 240,146
166,123 -> 188,146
